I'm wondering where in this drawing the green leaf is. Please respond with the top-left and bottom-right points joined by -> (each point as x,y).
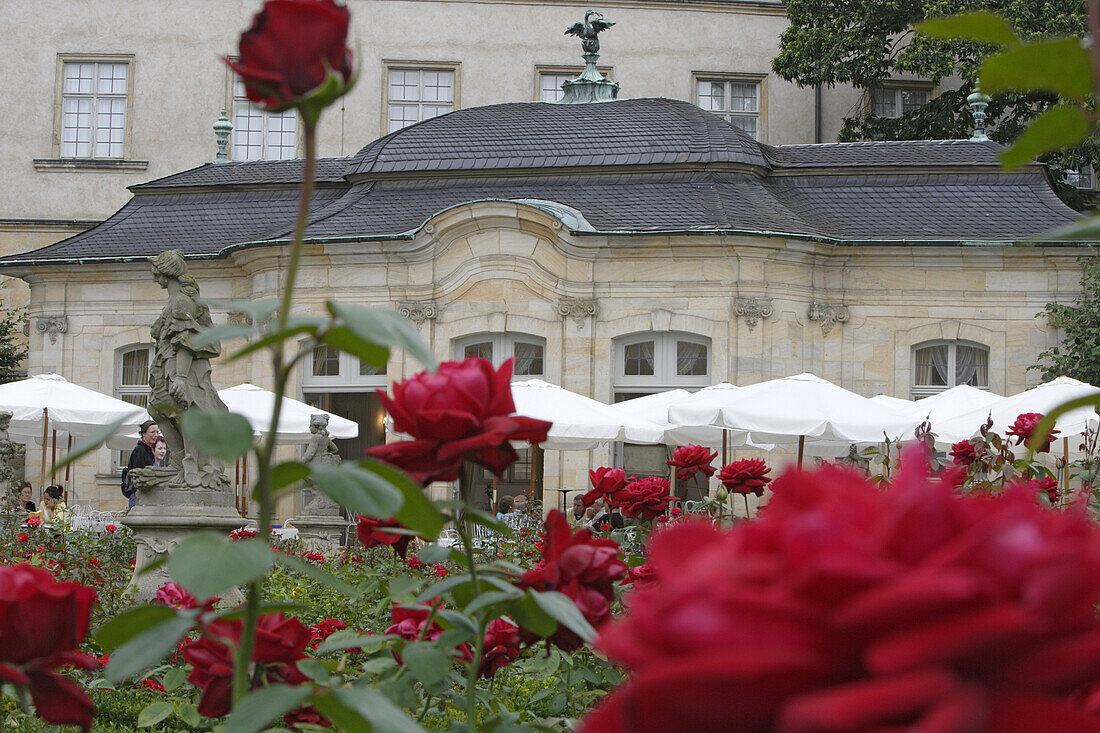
181,411 -> 254,462
161,667 -> 186,693
1029,394 -> 1100,456
208,600 -> 311,621
191,322 -> 256,349
464,589 -> 522,616
320,325 -> 390,370
106,615 -> 195,683
224,685 -> 312,733
418,543 -> 450,564
177,703 -> 201,728
309,463 -> 404,518
1000,106 -> 1091,169
271,461 -> 311,492
401,643 -> 452,687
227,316 -> 329,363
388,576 -> 421,602
412,574 -> 472,604
981,37 -> 1093,99
136,701 -> 174,728
296,658 -> 331,684
51,416 -> 129,477
315,632 -> 396,655
327,301 -> 437,370
361,460 -> 444,539
168,533 -> 273,599
312,687 -> 427,733
530,590 -> 596,642
916,11 -> 1019,48
273,552 -> 358,598
508,593 -> 556,638
95,605 -> 179,650
1038,212 -> 1100,242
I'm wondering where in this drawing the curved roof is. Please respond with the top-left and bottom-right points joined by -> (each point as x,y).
344,98 -> 770,176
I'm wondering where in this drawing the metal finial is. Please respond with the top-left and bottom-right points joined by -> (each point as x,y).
213,110 -> 233,162
560,11 -> 620,104
967,83 -> 990,142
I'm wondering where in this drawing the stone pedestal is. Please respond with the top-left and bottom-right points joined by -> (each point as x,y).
122,476 -> 246,602
293,514 -> 348,549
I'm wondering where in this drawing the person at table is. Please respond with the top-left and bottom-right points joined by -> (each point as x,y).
568,495 -> 587,527
123,420 -> 159,509
584,498 -> 624,531
152,436 -> 169,467
41,484 -> 69,527
495,496 -> 513,522
16,481 -> 35,512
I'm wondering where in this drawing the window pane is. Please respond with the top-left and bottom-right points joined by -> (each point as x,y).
513,342 -> 544,376
955,345 -> 988,388
729,115 -> 758,139
914,345 -> 950,386
389,70 -> 419,101
697,80 -> 725,111
267,110 -> 297,159
64,63 -> 94,94
119,393 -> 149,408
540,73 -> 573,102
98,63 -> 128,95
233,104 -> 264,160
676,341 -> 708,376
388,104 -> 420,133
61,98 -> 92,157
359,360 -> 385,376
312,345 -> 340,377
464,342 -> 492,361
624,342 -> 655,376
422,71 -> 453,102
871,88 -> 897,118
900,89 -> 929,114
728,83 -> 758,112
121,348 -> 149,386
96,97 -> 126,157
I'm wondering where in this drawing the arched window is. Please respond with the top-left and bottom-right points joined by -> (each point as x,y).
453,333 -> 545,378
911,340 -> 989,398
116,344 -> 153,408
613,332 -> 710,400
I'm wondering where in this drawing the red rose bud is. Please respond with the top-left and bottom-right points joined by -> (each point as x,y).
0,565 -> 98,731
16,534 -> 27,543
226,0 -> 355,116
717,458 -> 772,497
581,447 -> 1100,733
365,357 -> 551,485
950,440 -> 977,467
434,565 -> 447,578
617,476 -> 676,521
479,618 -> 522,678
1006,412 -> 1060,453
356,516 -> 412,559
666,444 -> 719,481
406,556 -> 424,569
105,524 -> 116,532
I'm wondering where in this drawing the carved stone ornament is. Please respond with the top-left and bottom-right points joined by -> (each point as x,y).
397,300 -> 438,330
35,316 -> 68,344
226,311 -> 252,327
558,298 -> 598,329
735,297 -> 773,332
807,301 -> 850,335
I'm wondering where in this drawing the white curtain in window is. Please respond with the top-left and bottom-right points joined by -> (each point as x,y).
915,345 -> 949,386
627,341 -> 655,375
677,342 -> 706,376
956,346 -> 988,387
513,343 -> 542,376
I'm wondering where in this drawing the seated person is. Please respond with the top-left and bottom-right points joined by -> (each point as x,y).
495,496 -> 514,522
567,495 -> 587,527
584,498 -> 623,530
40,485 -> 69,527
16,481 -> 35,512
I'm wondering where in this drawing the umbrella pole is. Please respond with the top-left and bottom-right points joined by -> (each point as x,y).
797,435 -> 805,469
65,435 -> 72,483
50,429 -> 57,481
1064,436 -> 1070,495
722,431 -> 728,467
39,408 -> 48,488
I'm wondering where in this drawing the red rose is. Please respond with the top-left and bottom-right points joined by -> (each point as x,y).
582,467 -> 635,508
666,444 -> 718,482
0,564 -> 97,731
105,524 -> 116,532
950,440 -> 977,467
716,458 -> 772,496
623,562 -> 658,589
284,706 -> 331,727
308,618 -> 347,650
385,605 -> 473,663
1011,476 -> 1063,506
356,516 -> 412,559
406,556 -> 425,569
1006,412 -> 1060,453
580,448 -> 1100,733
617,476 -> 675,520
434,565 -> 447,578
599,522 -> 612,531
185,613 -> 313,719
229,528 -> 257,541
516,511 -> 626,651
141,678 -> 166,693
16,534 -> 27,543
226,0 -> 353,111
365,357 -> 552,485
479,618 -> 521,678
26,515 -> 40,528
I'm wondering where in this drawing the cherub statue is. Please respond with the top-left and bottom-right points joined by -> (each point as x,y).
302,414 -> 341,467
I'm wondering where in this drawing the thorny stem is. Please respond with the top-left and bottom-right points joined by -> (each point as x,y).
231,119 -> 317,706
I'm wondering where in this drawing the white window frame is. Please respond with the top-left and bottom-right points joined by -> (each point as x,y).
383,61 -> 459,135
910,339 -> 989,399
453,333 -> 546,378
228,75 -> 298,161
693,73 -> 765,141
535,64 -> 612,102
870,84 -> 932,119
301,343 -> 387,392
1064,164 -> 1095,190
613,332 -> 711,393
55,54 -> 135,159
114,344 -> 153,468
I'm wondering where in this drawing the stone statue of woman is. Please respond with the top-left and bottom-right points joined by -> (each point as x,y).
144,250 -> 230,491
0,411 -> 16,495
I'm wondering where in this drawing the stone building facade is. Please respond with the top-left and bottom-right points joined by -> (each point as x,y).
0,97 -> 1087,514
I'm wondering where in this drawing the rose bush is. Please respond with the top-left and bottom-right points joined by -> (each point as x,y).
717,458 -> 772,496
616,476 -> 675,521
1007,412 -> 1060,453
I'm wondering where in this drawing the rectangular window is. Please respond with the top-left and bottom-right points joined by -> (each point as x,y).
312,345 -> 340,377
464,342 -> 492,361
676,341 -> 708,377
624,342 -> 655,376
232,78 -> 297,160
696,78 -> 760,139
1064,165 -> 1095,189
387,67 -> 455,133
61,60 -> 129,158
540,73 -> 575,102
871,86 -> 931,119
513,342 -> 544,376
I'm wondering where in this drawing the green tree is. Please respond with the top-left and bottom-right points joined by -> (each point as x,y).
0,308 -> 27,384
773,0 -> 1097,209
1033,252 -> 1100,384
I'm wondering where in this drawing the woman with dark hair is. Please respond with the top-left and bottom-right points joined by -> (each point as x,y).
41,485 -> 69,526
495,496 -> 514,522
16,481 -> 34,512
152,436 -> 169,467
123,420 -> 159,509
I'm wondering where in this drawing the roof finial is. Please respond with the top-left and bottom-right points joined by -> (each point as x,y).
213,109 -> 233,162
560,11 -> 620,104
967,82 -> 990,142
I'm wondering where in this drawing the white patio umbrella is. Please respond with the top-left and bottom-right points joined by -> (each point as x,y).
510,379 -> 664,450
608,389 -> 725,447
667,373 -> 921,466
217,384 -> 358,445
871,385 -> 1004,431
935,376 -> 1100,446
0,372 -> 150,485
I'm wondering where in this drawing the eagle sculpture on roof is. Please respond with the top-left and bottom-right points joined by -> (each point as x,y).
565,11 -> 615,54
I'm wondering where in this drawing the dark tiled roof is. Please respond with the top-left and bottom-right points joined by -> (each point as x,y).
129,158 -> 349,190
764,139 -> 1006,168
345,98 -> 770,175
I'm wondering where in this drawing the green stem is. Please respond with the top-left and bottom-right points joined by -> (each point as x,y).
457,470 -> 486,731
231,118 -> 317,707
